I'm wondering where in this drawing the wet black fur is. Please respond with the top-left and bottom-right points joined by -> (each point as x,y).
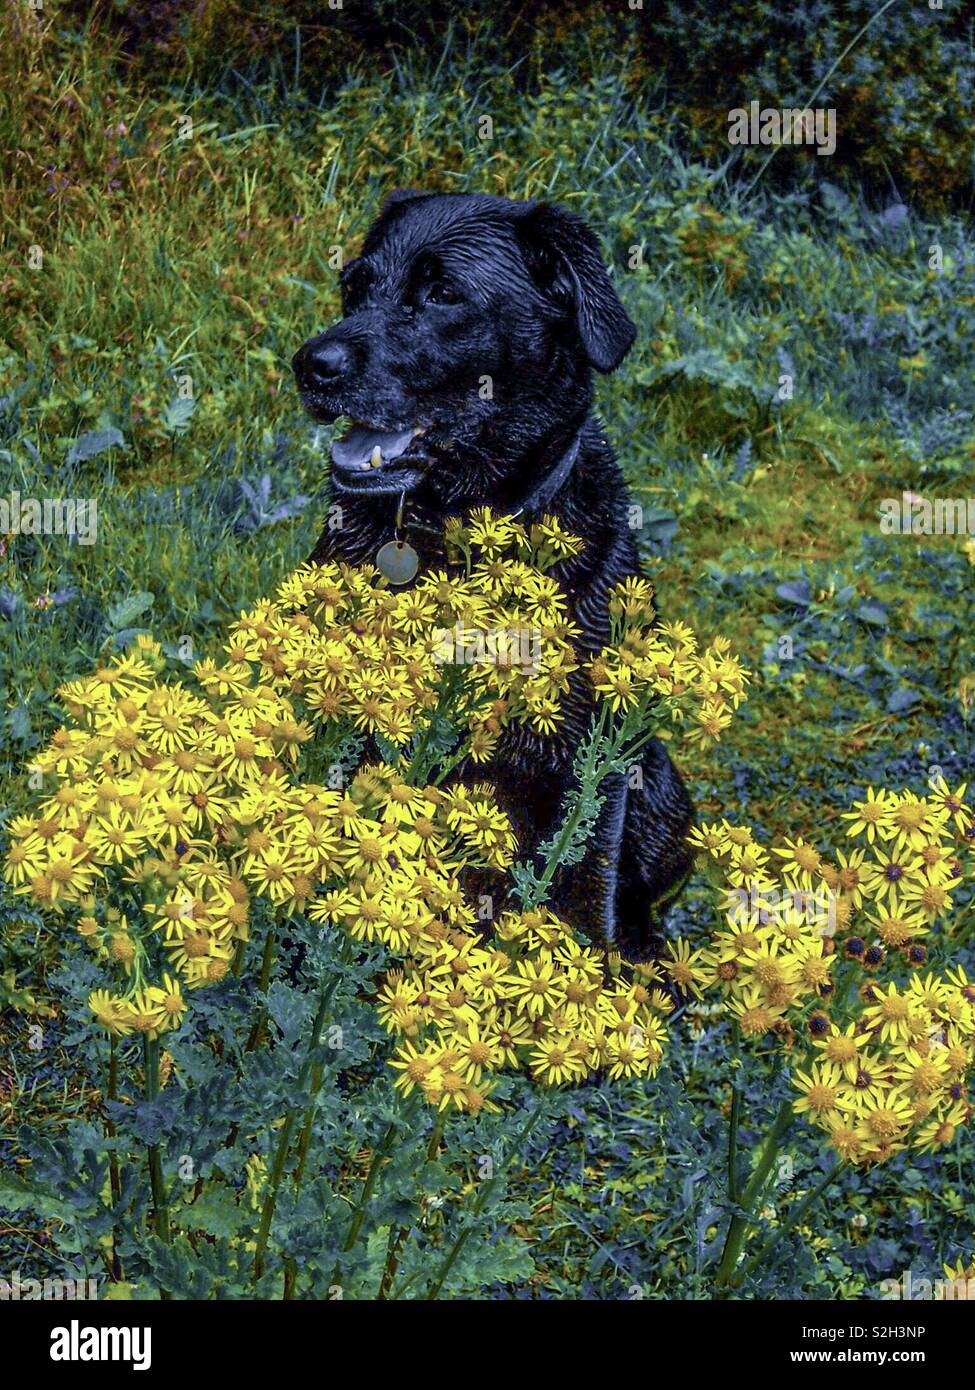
292,191 -> 694,958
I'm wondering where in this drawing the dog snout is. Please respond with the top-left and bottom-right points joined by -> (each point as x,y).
292,335 -> 355,389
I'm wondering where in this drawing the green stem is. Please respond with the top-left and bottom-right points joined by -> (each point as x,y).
292,1061 -> 324,1190
341,1122 -> 399,1254
328,1093 -> 421,1291
250,968 -> 343,1284
715,1100 -> 793,1289
291,935 -> 356,1192
224,922 -> 282,1157
245,924 -> 278,1052
377,1113 -> 443,1300
521,707 -> 611,908
252,1108 -> 301,1283
736,1159 -> 846,1286
402,666 -> 461,786
106,1038 -> 123,1282
727,1027 -> 742,1206
143,1035 -> 171,1299
420,1099 -> 545,1301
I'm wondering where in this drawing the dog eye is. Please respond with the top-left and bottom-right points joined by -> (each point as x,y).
422,280 -> 461,307
341,260 -> 372,308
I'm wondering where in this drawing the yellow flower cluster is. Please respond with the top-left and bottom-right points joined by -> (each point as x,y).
674,781 -> 974,1165
4,511 -> 750,1108
791,971 -> 974,1165
587,579 -> 750,741
1,638 -> 520,1040
2,626 -> 670,1105
378,904 -> 672,1112
236,508 -> 587,755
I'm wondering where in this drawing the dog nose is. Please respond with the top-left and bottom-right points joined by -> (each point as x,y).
293,338 -> 353,387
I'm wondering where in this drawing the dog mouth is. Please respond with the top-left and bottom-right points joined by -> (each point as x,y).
328,420 -> 433,492
331,421 -> 427,471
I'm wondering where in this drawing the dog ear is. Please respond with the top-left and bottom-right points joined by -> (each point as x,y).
514,202 -> 636,372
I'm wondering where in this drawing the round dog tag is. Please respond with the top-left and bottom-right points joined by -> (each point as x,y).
375,539 -> 419,585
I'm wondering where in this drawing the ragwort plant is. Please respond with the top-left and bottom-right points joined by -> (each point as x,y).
7,510 -> 974,1297
679,772 -> 975,1293
2,511 -> 748,1297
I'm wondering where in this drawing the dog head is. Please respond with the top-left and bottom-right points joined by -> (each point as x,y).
292,191 -> 635,501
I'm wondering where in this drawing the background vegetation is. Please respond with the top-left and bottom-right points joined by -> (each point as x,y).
2,0 -> 974,1297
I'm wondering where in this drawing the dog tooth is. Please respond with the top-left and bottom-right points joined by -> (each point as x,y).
370,445 -> 383,468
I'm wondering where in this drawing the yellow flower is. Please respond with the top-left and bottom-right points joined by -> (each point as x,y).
884,791 -> 949,853
448,1021 -> 503,1085
506,958 -> 566,1018
825,1122 -> 864,1164
772,836 -> 822,882
87,803 -> 148,865
608,575 -> 655,626
727,985 -> 784,1037
422,1064 -> 470,1112
483,1009 -> 534,1065
899,873 -> 958,922
792,1061 -> 854,1124
687,821 -> 732,859
813,1023 -> 862,1081
467,507 -> 519,554
530,1037 -> 589,1085
854,1088 -> 914,1146
859,849 -> 924,903
527,515 -> 585,565
864,894 -> 928,947
841,787 -> 892,843
390,1040 -> 439,1097
860,983 -> 915,1044
927,777 -> 972,835
685,701 -> 732,745
591,663 -> 639,713
88,990 -> 134,1036
661,938 -> 708,998
891,1047 -> 949,1098
739,938 -> 802,1008
942,1254 -> 975,1290
1,835 -> 48,888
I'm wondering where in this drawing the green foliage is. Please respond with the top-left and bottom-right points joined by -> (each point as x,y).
1,916 -> 556,1299
68,0 -> 975,210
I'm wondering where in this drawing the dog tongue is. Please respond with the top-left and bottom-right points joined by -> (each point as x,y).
331,424 -> 416,471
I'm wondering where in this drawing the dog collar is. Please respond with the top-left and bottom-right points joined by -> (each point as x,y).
509,429 -> 583,519
373,428 -> 584,585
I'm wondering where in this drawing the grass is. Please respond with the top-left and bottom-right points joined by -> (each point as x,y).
2,8 -> 975,1297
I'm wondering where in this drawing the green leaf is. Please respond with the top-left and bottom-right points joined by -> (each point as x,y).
162,396 -> 196,433
855,602 -> 888,628
181,1187 -> 254,1242
106,591 -> 154,631
0,1172 -> 78,1226
66,427 -> 127,464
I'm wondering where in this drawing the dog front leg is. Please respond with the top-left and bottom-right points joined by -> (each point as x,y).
550,771 -> 630,950
613,739 -> 695,960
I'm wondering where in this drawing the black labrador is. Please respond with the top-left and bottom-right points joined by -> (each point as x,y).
292,191 -> 694,959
